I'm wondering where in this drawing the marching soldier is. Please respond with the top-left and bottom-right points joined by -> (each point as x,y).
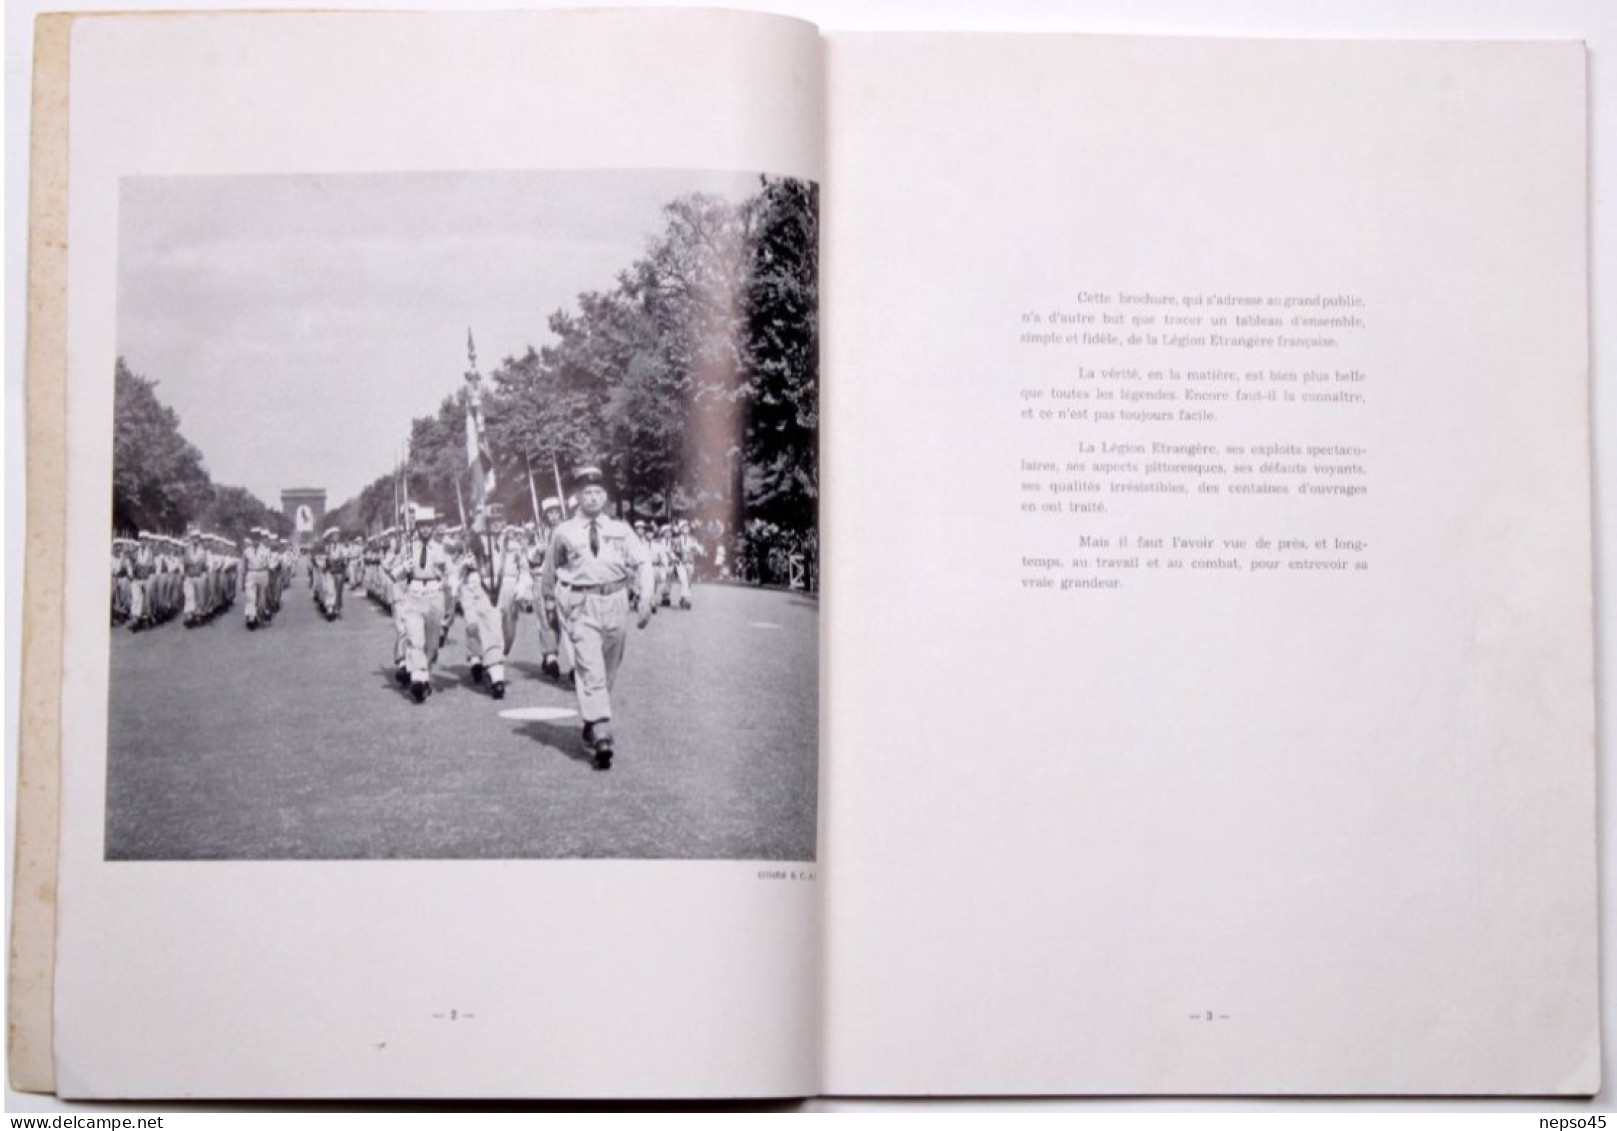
381,529 -> 413,684
127,531 -> 157,631
492,523 -> 528,665
181,528 -> 210,627
516,524 -> 539,612
242,529 -> 272,629
452,522 -> 508,699
270,535 -> 290,620
311,532 -> 333,616
314,528 -> 345,620
529,497 -> 567,680
631,521 -> 653,613
211,535 -> 237,613
542,466 -> 654,770
650,524 -> 673,609
111,537 -> 135,625
201,534 -> 220,618
327,532 -> 347,617
670,519 -> 703,610
159,536 -> 184,621
347,536 -> 366,597
256,532 -> 277,624
396,519 -> 451,702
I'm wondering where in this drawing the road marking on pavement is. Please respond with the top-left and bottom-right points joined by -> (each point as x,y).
749,622 -> 782,629
498,707 -> 579,722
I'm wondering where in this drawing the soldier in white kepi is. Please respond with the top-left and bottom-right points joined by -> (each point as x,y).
180,528 -> 209,627
542,465 -> 654,770
670,519 -> 703,610
397,519 -> 452,702
452,520 -> 509,700
127,531 -> 157,631
241,528 -> 272,630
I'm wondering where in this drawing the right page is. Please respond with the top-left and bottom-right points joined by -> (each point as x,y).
821,34 -> 1595,1095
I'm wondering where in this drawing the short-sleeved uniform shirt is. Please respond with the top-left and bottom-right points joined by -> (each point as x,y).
545,514 -> 650,590
398,539 -> 451,584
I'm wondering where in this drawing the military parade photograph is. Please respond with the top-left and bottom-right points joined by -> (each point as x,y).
104,169 -> 819,861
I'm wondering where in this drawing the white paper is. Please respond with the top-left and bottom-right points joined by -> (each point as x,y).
821,32 -> 1596,1096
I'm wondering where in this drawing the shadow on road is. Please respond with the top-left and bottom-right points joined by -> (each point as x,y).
508,659 -> 577,690
511,719 -> 596,768
371,663 -> 472,699
372,663 -> 406,694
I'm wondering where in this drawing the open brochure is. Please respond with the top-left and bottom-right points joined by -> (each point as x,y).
11,8 -> 1596,1099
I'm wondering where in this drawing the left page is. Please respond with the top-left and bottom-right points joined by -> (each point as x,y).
53,9 -> 822,1098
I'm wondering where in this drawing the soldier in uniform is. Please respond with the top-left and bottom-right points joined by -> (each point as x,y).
380,529 -> 413,684
271,535 -> 291,620
111,537 -> 135,625
631,521 -> 654,614
181,528 -> 210,627
311,532 -> 333,617
396,520 -> 451,702
347,536 -> 366,598
451,522 -> 508,699
670,519 -> 704,610
241,528 -> 272,629
529,498 -> 567,680
326,532 -> 346,618
127,531 -> 157,631
316,529 -> 346,620
256,532 -> 278,624
209,535 -> 235,615
200,533 -> 220,619
650,524 -> 673,608
159,536 -> 184,622
542,466 -> 653,770
492,522 -> 528,668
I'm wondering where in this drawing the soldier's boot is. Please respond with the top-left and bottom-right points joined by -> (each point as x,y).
590,721 -> 614,770
491,680 -> 506,700
470,662 -> 485,685
540,654 -> 560,681
410,679 -> 431,704
394,665 -> 410,687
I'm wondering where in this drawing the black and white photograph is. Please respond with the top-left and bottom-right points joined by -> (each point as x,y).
104,169 -> 819,861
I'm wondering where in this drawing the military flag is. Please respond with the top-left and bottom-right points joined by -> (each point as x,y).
464,329 -> 497,512
525,453 -> 543,524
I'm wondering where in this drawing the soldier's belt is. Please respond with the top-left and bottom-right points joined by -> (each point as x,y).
560,580 -> 629,597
